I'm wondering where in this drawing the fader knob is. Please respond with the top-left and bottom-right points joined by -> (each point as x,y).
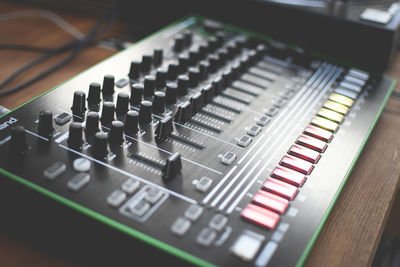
155,115 -> 173,139
174,102 -> 192,123
85,111 -> 100,136
102,74 -> 115,96
162,152 -> 182,181
128,61 -> 141,80
125,110 -> 139,134
130,83 -> 143,105
92,132 -> 108,158
101,102 -> 115,125
177,75 -> 189,96
143,75 -> 156,97
71,91 -> 86,116
10,126 -> 26,154
87,82 -> 101,105
109,120 -> 124,145
67,122 -> 83,149
139,100 -> 153,124
153,49 -> 163,66
153,91 -> 166,114
116,92 -> 129,115
37,110 -> 53,138
165,83 -> 177,104
142,55 -> 153,73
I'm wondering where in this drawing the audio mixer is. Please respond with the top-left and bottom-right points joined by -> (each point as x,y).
0,16 -> 396,266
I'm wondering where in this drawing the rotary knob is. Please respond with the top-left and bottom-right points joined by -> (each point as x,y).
67,122 -> 83,149
125,110 -> 139,134
37,110 -> 54,138
173,35 -> 184,52
155,68 -> 167,89
85,111 -> 100,136
109,120 -> 124,145
92,132 -> 108,159
87,82 -> 101,105
153,91 -> 166,114
128,60 -> 141,80
102,74 -> 115,96
139,100 -> 153,124
130,83 -> 143,106
143,75 -> 156,97
101,102 -> 115,125
142,54 -> 153,73
177,75 -> 189,96
71,91 -> 86,116
116,92 -> 129,115
153,48 -> 163,66
165,82 -> 177,105
167,61 -> 179,80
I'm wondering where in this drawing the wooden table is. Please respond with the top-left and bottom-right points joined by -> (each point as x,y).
1,2 -> 400,266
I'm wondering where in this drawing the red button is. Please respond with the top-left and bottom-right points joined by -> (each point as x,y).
280,155 -> 314,175
296,134 -> 327,153
271,165 -> 306,186
263,178 -> 298,200
252,191 -> 289,214
288,144 -> 321,164
241,203 -> 280,229
303,125 -> 333,142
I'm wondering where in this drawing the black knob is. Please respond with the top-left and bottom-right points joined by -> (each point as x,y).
208,36 -> 218,51
208,54 -> 219,73
71,91 -> 86,116
139,100 -> 153,124
212,76 -> 224,95
199,61 -> 209,81
130,83 -> 143,105
125,110 -> 139,134
188,48 -> 199,66
142,54 -> 152,73
10,126 -> 26,154
155,68 -> 167,89
190,92 -> 204,113
216,31 -> 225,47
85,111 -> 100,135
87,82 -> 101,105
177,75 -> 189,96
101,102 -> 115,125
162,152 -> 182,182
165,82 -> 177,105
247,49 -> 257,64
109,120 -> 124,145
174,101 -> 192,123
67,122 -> 83,149
128,61 -> 141,80
173,35 -> 184,52
217,48 -> 228,65
153,49 -> 163,66
155,115 -> 173,139
202,84 -> 215,103
222,69 -> 233,87
178,54 -> 189,74
256,44 -> 267,58
153,91 -> 166,114
143,75 -> 156,97
116,92 -> 129,115
198,44 -> 208,59
102,74 -> 115,96
183,30 -> 192,47
167,62 -> 179,80
226,42 -> 238,59
188,67 -> 200,88
240,54 -> 250,71
37,110 -> 53,138
231,61 -> 241,80
92,132 -> 108,158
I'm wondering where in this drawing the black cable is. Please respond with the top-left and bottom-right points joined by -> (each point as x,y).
0,3 -> 117,96
0,44 -> 53,53
391,91 -> 400,100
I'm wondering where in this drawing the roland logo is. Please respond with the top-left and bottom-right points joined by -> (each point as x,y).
0,117 -> 18,131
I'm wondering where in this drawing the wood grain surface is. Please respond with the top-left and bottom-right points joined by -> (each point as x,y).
1,2 -> 400,266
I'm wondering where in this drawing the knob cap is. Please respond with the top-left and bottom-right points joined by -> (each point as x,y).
10,126 -> 26,154
231,61 -> 241,80
37,110 -> 53,138
198,44 -> 208,59
71,91 -> 86,116
222,69 -> 233,87
109,120 -> 124,145
153,91 -> 166,114
178,54 -> 189,74
125,110 -> 139,134
153,49 -> 163,66
190,92 -> 204,113
143,75 -> 156,97
177,75 -> 189,96
188,67 -> 200,88
101,102 -> 115,125
128,61 -> 141,80
155,68 -> 167,89
142,54 -> 152,73
208,54 -> 220,73
116,92 -> 129,115
217,48 -> 228,66
165,82 -> 177,105
155,115 -> 173,139
174,101 -> 192,123
130,83 -> 143,105
92,132 -> 108,158
183,30 -> 192,47
188,47 -> 199,66
102,74 -> 115,96
87,82 -> 101,105
173,35 -> 184,52
85,111 -> 100,135
199,61 -> 209,81
67,122 -> 83,149
212,76 -> 224,95
167,62 -> 179,80
202,84 -> 215,103
139,100 -> 153,124
162,152 -> 182,182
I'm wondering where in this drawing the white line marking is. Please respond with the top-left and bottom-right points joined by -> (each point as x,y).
202,166 -> 237,204
25,129 -> 49,141
55,132 -> 69,143
238,134 -> 266,164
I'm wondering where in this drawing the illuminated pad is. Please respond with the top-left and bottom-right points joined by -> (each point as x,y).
317,108 -> 344,124
231,230 -> 265,261
329,93 -> 354,107
323,100 -> 349,115
311,117 -> 339,133
241,204 -> 280,229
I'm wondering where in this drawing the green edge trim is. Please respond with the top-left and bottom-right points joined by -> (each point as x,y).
0,168 -> 214,267
295,77 -> 397,267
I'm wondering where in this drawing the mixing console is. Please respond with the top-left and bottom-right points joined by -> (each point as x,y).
0,16 -> 395,266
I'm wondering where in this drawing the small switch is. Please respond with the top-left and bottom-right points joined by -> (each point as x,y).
221,152 -> 236,165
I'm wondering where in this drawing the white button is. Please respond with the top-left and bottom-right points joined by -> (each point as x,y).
122,179 -> 140,194
128,199 -> 150,217
44,162 -> 66,180
221,152 -> 236,165
237,135 -> 252,147
107,189 -> 127,207
209,214 -> 227,231
196,177 -> 213,193
265,107 -> 278,117
68,173 -> 90,191
196,228 -> 217,247
247,125 -> 261,136
171,217 -> 191,236
73,158 -> 91,172
144,186 -> 164,204
257,115 -> 270,126
230,230 -> 265,261
184,204 -> 204,221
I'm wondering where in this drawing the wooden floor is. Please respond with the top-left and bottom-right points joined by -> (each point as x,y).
1,2 -> 400,266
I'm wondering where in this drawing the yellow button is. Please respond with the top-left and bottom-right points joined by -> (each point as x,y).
311,116 -> 339,132
317,108 -> 344,124
328,93 -> 354,107
323,100 -> 349,115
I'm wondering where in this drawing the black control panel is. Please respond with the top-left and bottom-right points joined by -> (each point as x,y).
0,16 -> 395,266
